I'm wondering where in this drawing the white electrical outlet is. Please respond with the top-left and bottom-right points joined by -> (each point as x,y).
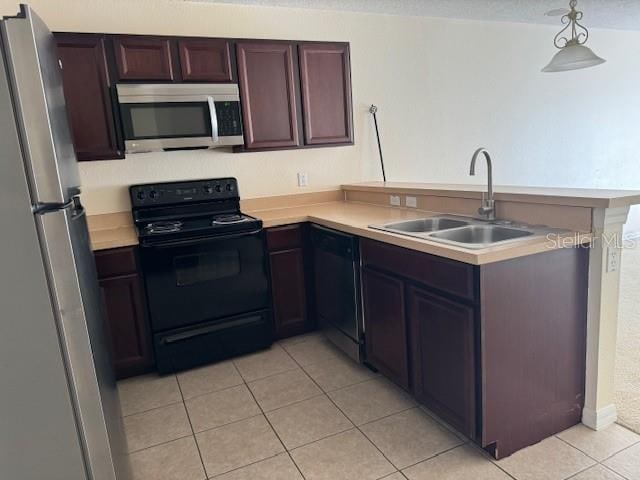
406,196 -> 417,208
297,172 -> 308,187
390,195 -> 401,206
607,247 -> 620,273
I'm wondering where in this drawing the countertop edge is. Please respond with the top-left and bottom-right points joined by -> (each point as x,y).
341,182 -> 640,209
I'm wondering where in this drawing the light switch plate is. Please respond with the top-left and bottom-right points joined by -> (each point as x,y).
297,172 -> 308,187
406,196 -> 417,208
390,195 -> 401,206
607,246 -> 619,273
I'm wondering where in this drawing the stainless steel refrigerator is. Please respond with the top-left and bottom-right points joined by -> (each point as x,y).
0,5 -> 129,480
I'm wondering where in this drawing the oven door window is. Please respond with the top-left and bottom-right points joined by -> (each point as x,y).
174,249 -> 240,287
121,102 -> 212,140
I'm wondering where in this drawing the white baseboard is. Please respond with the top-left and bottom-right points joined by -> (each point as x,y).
582,404 -> 618,430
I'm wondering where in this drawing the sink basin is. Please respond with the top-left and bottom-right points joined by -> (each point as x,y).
376,217 -> 469,234
428,225 -> 534,247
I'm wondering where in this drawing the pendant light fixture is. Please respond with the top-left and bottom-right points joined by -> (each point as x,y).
542,0 -> 606,73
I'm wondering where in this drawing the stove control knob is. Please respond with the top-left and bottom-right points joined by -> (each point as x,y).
215,184 -> 222,193
149,190 -> 159,200
225,183 -> 233,192
204,184 -> 213,194
136,191 -> 145,200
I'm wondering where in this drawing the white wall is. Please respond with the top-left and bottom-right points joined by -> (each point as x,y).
2,0 -> 640,224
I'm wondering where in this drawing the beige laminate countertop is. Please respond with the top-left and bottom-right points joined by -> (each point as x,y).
343,182 -> 640,209
87,212 -> 138,251
250,201 -> 590,265
87,202 -> 591,265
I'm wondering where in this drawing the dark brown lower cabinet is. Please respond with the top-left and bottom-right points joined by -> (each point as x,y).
362,267 -> 409,390
360,237 -> 588,459
269,248 -> 308,338
407,285 -> 476,438
94,247 -> 153,379
266,224 -> 313,339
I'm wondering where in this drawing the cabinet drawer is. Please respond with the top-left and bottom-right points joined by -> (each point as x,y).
266,224 -> 303,251
94,247 -> 138,278
361,239 -> 476,302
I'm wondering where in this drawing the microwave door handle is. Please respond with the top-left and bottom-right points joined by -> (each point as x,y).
207,96 -> 219,143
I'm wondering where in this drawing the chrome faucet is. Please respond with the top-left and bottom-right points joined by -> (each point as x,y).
469,147 -> 495,221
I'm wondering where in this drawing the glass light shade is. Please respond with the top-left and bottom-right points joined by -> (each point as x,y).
542,44 -> 606,72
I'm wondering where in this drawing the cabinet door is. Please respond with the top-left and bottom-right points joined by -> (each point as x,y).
55,34 -> 123,161
99,274 -> 153,379
236,41 -> 301,149
407,285 -> 476,437
269,248 -> 309,339
299,43 -> 353,145
178,38 -> 232,82
113,36 -> 174,81
362,268 -> 409,389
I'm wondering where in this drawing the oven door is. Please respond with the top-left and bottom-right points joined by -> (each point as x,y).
140,231 -> 269,333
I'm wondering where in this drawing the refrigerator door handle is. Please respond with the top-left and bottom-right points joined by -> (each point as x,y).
32,197 -> 75,214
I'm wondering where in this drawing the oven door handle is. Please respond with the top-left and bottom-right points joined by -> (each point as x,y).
207,96 -> 219,143
142,229 -> 263,248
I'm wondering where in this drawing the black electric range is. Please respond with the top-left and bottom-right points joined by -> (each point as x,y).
130,178 -> 272,373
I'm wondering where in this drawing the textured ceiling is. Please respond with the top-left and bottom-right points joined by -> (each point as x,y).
187,0 -> 640,31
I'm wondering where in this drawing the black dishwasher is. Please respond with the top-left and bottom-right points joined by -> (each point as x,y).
311,224 -> 363,362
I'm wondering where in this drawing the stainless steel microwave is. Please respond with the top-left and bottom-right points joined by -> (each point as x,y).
116,83 -> 244,153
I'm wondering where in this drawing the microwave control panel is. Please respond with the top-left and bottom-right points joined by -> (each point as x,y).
215,101 -> 243,137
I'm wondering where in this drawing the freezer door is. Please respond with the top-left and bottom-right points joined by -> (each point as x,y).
36,202 -> 130,480
1,5 -> 80,205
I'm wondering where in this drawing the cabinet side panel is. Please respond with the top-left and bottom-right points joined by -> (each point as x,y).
480,247 -> 588,459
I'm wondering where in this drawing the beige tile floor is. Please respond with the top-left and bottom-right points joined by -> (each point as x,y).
118,332 -> 640,480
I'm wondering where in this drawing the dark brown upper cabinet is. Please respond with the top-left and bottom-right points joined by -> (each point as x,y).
236,41 -> 301,150
178,38 -> 233,82
298,42 -> 353,145
56,33 -> 123,161
113,36 -> 174,81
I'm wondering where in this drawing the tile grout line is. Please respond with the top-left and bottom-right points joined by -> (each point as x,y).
233,363 -> 301,385
205,452 -> 288,479
597,463 -> 633,480
180,381 -> 245,403
563,463 -> 605,480
121,398 -> 184,418
241,363 -> 309,480
175,375 -> 209,479
468,442 -> 518,480
554,434 -> 602,465
284,344 -> 404,474
394,442 -> 471,475
284,338 -> 468,473
597,438 -> 640,463
297,358 -> 381,394
125,432 -> 195,456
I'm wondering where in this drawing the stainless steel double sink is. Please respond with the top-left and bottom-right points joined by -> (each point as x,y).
370,215 -> 559,249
